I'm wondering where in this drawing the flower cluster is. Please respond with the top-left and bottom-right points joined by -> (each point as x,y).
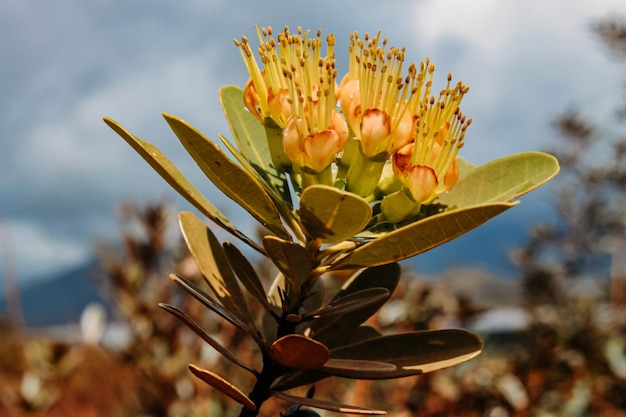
235,26 -> 471,221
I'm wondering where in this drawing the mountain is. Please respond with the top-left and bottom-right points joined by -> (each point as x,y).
0,259 -> 108,327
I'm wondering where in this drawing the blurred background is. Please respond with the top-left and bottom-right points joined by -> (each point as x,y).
2,1 -> 626,416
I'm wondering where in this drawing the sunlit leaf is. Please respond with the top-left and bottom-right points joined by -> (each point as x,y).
103,117 -> 263,253
330,329 -> 483,378
188,364 -> 256,411
311,264 -> 399,348
263,236 -> 314,288
168,274 -> 263,346
178,211 -> 258,332
163,113 -> 290,239
331,263 -> 401,302
159,303 -> 257,375
275,329 -> 482,390
300,185 -> 372,243
333,203 -> 516,269
305,288 -> 389,342
219,85 -> 292,205
270,335 -> 330,370
321,358 -> 397,379
439,151 -> 559,208
219,133 -> 298,233
222,242 -> 274,315
456,157 -> 477,180
271,390 -> 386,415
307,288 -> 389,320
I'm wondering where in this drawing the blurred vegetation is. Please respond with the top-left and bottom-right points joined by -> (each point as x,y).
2,15 -> 626,417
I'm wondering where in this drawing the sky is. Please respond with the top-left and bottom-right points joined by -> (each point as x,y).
2,0 -> 626,288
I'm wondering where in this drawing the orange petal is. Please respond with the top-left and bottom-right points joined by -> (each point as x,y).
243,78 -> 262,122
338,78 -> 361,135
282,117 -> 304,164
391,143 -> 414,181
387,109 -> 415,154
303,129 -> 342,172
442,158 -> 460,192
361,108 -> 391,158
407,165 -> 438,203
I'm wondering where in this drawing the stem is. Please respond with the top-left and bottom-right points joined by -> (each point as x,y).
345,146 -> 385,197
238,313 -> 299,416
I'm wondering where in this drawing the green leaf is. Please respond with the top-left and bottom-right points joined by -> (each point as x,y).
310,264 -> 400,348
159,303 -> 257,375
222,242 -> 274,315
331,263 -> 401,302
305,288 -> 389,323
168,274 -> 262,346
276,327 -> 472,391
178,211 -> 257,333
219,133 -> 298,233
219,85 -> 292,204
300,185 -> 372,243
332,203 -> 516,269
329,329 -> 483,379
305,288 -> 390,345
263,236 -> 314,288
456,156 -> 477,179
438,151 -> 559,208
271,391 -> 386,415
103,117 -> 263,253
322,358 -> 397,378
163,113 -> 290,239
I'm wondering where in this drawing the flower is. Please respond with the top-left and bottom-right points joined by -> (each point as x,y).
391,71 -> 471,204
236,26 -> 348,173
338,31 -> 417,160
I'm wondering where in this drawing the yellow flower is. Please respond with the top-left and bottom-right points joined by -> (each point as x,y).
236,26 -> 348,173
391,71 -> 471,203
338,31 -> 417,160
235,27 -> 292,126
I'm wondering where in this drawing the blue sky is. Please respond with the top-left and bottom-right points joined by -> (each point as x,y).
2,0 -> 626,286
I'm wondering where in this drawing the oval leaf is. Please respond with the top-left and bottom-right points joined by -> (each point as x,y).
333,203 -> 515,269
270,335 -> 330,370
159,303 -> 257,375
219,85 -> 292,205
168,274 -> 264,348
322,358 -> 397,379
305,288 -> 390,342
178,211 -> 256,332
188,364 -> 256,411
310,264 -> 400,348
331,263 -> 400,302
439,151 -> 559,208
163,113 -> 290,239
330,329 -> 483,378
103,117 -> 263,253
263,236 -> 314,287
222,242 -> 274,314
271,390 -> 386,415
300,185 -> 372,243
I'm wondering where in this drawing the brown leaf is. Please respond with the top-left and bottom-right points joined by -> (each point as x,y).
270,335 -> 330,370
188,364 -> 255,410
271,390 -> 386,415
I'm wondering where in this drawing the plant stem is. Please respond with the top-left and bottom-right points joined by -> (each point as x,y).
238,313 -> 298,416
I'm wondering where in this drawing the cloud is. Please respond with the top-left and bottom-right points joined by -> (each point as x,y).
2,0 -> 625,285
1,218 -> 91,284
407,0 -> 626,163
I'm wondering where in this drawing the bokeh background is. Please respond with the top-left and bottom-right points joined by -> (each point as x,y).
2,1 -> 626,416
2,0 -> 625,286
